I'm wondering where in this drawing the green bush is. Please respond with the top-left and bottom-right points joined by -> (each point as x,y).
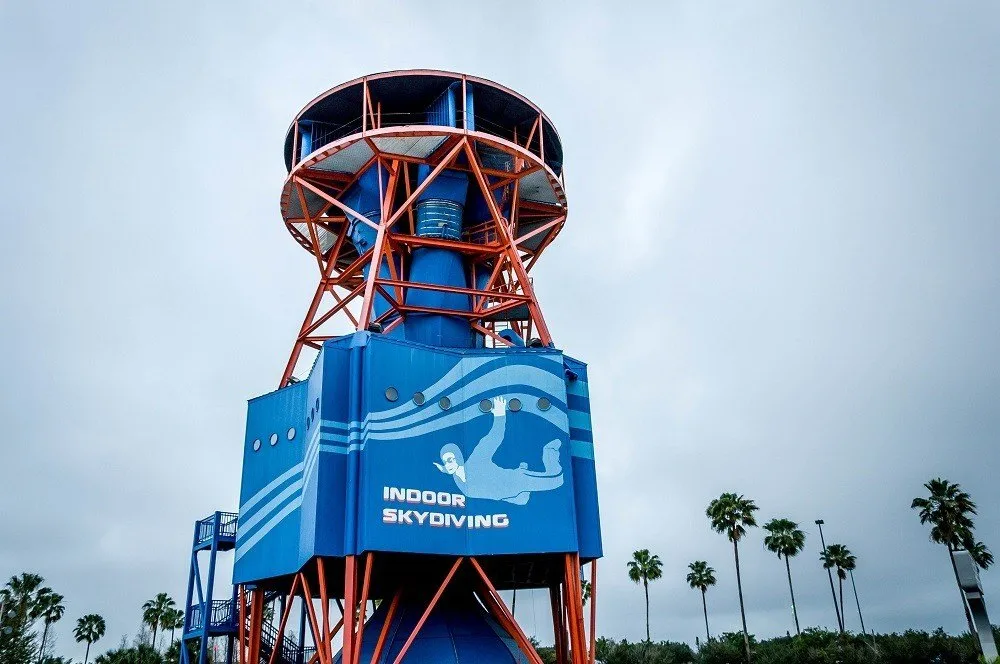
93,643 -> 163,664
693,626 -> 996,664
590,637 -> 695,664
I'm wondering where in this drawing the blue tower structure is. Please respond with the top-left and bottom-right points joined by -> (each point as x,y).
183,70 -> 601,664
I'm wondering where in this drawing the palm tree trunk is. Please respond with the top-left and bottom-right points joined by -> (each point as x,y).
838,576 -> 845,633
152,623 -> 158,650
733,540 -> 751,663
38,622 -> 49,664
643,578 -> 650,642
784,556 -> 800,636
41,624 -> 49,658
947,545 -> 978,643
84,642 -> 91,664
701,589 -> 710,642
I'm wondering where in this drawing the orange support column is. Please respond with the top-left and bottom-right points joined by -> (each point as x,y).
589,561 -> 598,664
248,588 -> 264,664
342,555 -> 357,664
550,584 -> 566,664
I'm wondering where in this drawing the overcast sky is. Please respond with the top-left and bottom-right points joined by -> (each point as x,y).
2,1 -> 999,660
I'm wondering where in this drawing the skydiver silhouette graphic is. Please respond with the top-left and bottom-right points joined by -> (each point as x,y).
433,395 -> 563,505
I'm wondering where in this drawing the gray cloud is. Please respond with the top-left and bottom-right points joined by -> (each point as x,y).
2,1 -> 998,659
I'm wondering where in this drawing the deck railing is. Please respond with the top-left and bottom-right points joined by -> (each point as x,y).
195,511 -> 238,546
296,111 -> 546,167
186,599 -> 237,633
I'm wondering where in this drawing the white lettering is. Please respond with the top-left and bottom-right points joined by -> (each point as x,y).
379,487 -> 503,529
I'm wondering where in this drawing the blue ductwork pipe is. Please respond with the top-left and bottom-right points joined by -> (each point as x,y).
342,164 -> 395,325
404,165 -> 473,347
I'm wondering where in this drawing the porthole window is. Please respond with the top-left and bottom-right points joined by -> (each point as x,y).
287,427 -> 296,441
508,398 -> 522,412
252,439 -> 261,452
305,416 -> 310,429
385,387 -> 399,402
439,396 -> 452,410
310,407 -> 315,420
315,398 -> 320,411
270,433 -> 279,446
479,399 -> 493,413
413,391 -> 425,406
537,397 -> 551,411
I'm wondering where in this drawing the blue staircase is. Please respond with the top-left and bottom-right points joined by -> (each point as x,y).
179,512 -> 311,663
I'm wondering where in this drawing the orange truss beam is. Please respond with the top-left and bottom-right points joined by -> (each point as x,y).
278,121 -> 568,386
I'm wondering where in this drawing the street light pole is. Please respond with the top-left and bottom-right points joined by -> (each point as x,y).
816,519 -> 843,632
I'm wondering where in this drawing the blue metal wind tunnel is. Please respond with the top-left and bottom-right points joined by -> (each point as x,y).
179,70 -> 595,664
334,591 -> 529,664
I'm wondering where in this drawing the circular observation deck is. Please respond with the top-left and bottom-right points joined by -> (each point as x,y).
279,70 -> 568,268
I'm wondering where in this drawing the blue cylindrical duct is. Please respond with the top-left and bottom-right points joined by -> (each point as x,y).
404,165 -> 473,347
342,164 -> 394,325
299,121 -> 313,159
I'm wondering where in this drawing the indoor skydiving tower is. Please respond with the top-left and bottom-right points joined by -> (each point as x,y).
228,70 -> 602,664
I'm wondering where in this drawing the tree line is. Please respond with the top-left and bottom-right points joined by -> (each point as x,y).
0,577 -> 184,664
624,478 -> 994,662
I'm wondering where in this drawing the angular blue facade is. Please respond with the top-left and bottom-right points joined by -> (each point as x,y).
235,332 -> 601,585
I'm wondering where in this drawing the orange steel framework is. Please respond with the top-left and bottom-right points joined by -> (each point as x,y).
236,555 -> 598,664
277,82 -> 568,387
239,73 -> 594,664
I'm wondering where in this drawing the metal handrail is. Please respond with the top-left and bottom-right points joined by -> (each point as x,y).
195,511 -> 239,545
297,111 -> 545,166
186,599 -> 236,632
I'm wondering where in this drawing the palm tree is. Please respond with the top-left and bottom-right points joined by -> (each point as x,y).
141,593 -> 175,650
762,518 -> 806,636
965,540 -> 994,570
626,549 -> 663,641
911,478 -> 984,635
2,573 -> 46,622
820,544 -> 854,632
686,561 -> 717,642
581,579 -> 592,607
36,591 -> 65,663
162,607 -> 185,647
73,614 -> 106,664
707,492 -> 758,662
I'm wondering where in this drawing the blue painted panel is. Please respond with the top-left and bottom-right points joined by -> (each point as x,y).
355,337 -> 579,555
234,382 -> 308,584
564,356 -> 603,559
234,333 -> 603,584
